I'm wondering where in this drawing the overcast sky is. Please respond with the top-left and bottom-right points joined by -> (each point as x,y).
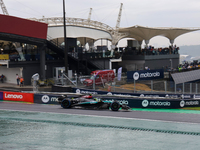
1,0 -> 200,47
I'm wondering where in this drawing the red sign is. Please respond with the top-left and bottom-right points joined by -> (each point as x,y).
0,14 -> 48,39
3,91 -> 34,103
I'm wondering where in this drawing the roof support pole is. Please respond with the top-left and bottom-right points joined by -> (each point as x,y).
145,40 -> 149,48
138,41 -> 143,46
63,0 -> 68,76
138,41 -> 143,53
170,39 -> 174,46
88,40 -> 94,52
39,45 -> 46,80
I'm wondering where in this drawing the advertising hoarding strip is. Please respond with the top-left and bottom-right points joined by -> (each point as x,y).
3,91 -> 34,103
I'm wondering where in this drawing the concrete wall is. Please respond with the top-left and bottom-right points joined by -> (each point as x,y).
0,66 -> 21,84
118,60 -> 145,71
118,58 -> 179,71
120,54 -> 179,71
9,60 -> 65,85
145,58 -> 179,70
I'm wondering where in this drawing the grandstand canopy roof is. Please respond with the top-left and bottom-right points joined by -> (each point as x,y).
119,25 -> 199,42
171,69 -> 200,84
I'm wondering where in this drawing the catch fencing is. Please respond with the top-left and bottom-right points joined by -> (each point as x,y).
60,74 -> 200,95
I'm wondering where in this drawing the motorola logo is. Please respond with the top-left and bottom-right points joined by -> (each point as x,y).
76,89 -> 81,94
133,72 -> 140,80
180,100 -> 185,107
142,100 -> 149,107
107,92 -> 113,96
41,95 -> 50,103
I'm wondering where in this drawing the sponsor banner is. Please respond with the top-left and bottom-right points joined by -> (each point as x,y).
73,88 -> 200,99
91,96 -> 196,108
179,100 -> 200,107
73,88 -> 181,98
74,88 -> 100,95
140,99 -> 178,108
34,94 -> 60,104
127,69 -> 164,81
99,97 -> 177,108
0,92 -> 3,100
0,54 -> 9,60
73,88 -> 200,108
3,91 -> 34,103
193,95 -> 200,99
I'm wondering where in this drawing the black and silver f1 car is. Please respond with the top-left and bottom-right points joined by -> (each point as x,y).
58,95 -> 130,111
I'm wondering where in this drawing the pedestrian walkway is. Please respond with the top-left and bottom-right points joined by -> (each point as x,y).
0,82 -> 51,92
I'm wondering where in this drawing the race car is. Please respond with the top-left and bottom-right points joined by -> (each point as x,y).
58,95 -> 130,111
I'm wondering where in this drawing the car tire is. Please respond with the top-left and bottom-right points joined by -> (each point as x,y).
110,101 -> 120,111
61,99 -> 71,108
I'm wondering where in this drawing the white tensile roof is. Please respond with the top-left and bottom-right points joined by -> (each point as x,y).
118,25 -> 199,42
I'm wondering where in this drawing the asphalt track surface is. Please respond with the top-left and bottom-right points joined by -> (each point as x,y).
1,101 -> 200,124
2,101 -> 200,150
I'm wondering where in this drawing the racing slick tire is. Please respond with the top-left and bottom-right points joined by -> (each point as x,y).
110,101 -> 120,111
61,99 -> 71,108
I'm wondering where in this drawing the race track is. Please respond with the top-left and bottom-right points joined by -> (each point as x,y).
1,101 -> 200,124
1,101 -> 200,150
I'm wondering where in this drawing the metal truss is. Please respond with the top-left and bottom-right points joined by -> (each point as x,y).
28,17 -> 129,45
28,17 -> 114,33
0,0 -> 9,15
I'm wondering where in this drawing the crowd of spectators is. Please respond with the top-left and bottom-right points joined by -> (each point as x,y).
141,45 -> 179,55
123,45 -> 180,56
177,60 -> 200,71
167,60 -> 200,73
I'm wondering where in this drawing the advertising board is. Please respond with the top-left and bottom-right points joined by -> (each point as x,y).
72,88 -> 200,108
127,69 -> 164,81
3,91 -> 34,103
0,92 -> 3,100
34,94 -> 60,104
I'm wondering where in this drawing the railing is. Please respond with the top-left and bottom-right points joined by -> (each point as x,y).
73,75 -> 200,94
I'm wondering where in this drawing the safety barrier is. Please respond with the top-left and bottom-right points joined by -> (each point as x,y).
1,89 -> 200,108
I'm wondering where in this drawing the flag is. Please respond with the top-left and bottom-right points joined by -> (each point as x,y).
117,67 -> 122,81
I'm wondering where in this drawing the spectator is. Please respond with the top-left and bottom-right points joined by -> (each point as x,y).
16,74 -> 19,85
1,74 -> 4,83
20,77 -> 24,87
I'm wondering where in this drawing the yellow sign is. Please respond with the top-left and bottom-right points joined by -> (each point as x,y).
0,54 -> 9,60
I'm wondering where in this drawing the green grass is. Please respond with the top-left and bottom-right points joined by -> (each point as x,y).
182,107 -> 200,110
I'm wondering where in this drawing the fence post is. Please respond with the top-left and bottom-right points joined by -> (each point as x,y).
183,83 -> 184,94
175,83 -> 176,94
165,81 -> 167,94
114,77 -> 116,92
75,74 -> 77,88
134,79 -> 135,93
61,73 -> 64,85
151,80 -> 153,93
196,83 -> 198,94
93,75 -> 95,90
190,83 -> 192,94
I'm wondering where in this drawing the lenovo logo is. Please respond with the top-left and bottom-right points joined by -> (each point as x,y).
5,93 -> 23,99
